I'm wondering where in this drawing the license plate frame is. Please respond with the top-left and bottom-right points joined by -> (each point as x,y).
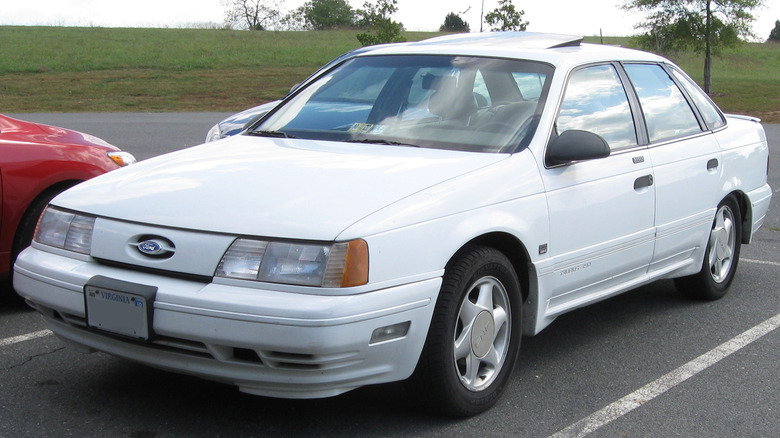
84,276 -> 157,341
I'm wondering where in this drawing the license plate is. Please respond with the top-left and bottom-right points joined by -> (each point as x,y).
85,276 -> 157,340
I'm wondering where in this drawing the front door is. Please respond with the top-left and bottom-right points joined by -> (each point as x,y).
538,63 -> 656,316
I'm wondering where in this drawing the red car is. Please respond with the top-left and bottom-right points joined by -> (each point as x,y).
0,114 -> 135,295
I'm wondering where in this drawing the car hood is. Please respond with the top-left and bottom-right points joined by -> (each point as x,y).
0,114 -> 118,151
53,135 -> 508,240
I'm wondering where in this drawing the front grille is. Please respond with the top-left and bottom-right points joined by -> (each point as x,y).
39,304 -> 363,371
93,257 -> 213,283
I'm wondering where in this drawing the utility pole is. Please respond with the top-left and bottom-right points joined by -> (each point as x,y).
480,0 -> 484,32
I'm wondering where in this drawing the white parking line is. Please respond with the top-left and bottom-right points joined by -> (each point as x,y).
742,258 -> 780,267
548,312 -> 780,438
0,329 -> 53,347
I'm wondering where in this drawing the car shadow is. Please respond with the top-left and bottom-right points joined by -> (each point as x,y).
17,277 -> 756,437
0,286 -> 34,315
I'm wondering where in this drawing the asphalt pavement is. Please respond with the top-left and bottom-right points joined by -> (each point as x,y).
1,115 -> 778,437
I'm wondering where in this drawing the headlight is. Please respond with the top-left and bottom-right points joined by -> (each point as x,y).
216,238 -> 368,287
205,123 -> 222,143
34,207 -> 96,255
107,151 -> 137,166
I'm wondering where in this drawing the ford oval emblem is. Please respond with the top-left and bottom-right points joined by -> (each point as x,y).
138,240 -> 164,255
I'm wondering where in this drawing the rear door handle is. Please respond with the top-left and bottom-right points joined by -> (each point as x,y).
707,158 -> 719,170
634,174 -> 654,190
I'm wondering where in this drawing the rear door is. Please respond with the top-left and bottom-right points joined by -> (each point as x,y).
622,63 -> 723,275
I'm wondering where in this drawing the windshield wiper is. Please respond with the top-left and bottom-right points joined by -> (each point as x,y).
345,138 -> 418,147
247,130 -> 297,139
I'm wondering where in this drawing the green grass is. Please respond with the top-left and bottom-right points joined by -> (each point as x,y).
1,27 -> 778,121
662,43 -> 780,122
584,36 -> 780,122
0,27 -> 437,112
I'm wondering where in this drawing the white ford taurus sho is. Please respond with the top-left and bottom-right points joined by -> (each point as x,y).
14,33 -> 772,416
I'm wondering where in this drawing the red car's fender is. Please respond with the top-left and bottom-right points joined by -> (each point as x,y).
0,115 -> 124,280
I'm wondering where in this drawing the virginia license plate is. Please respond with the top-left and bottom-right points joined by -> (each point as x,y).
85,276 -> 157,340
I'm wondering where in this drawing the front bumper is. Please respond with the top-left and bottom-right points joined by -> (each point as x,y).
14,246 -> 439,398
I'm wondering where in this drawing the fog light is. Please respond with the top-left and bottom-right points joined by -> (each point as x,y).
369,321 -> 411,345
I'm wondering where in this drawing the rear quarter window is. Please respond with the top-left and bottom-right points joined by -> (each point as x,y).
670,68 -> 726,130
623,63 -> 703,143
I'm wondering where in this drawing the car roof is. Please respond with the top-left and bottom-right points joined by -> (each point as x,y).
360,31 -> 666,70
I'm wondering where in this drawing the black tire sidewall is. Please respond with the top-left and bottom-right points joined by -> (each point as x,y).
676,196 -> 742,300
412,245 -> 522,417
702,197 -> 742,295
6,188 -> 66,296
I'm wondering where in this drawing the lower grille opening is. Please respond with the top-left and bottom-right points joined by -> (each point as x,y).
233,347 -> 263,364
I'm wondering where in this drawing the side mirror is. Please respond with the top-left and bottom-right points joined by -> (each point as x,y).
546,129 -> 610,166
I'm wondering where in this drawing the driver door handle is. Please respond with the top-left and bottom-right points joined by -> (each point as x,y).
634,174 -> 654,190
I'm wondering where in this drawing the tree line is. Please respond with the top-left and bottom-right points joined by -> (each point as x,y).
222,0 -> 775,94
221,0 -> 406,45
221,0 -> 531,43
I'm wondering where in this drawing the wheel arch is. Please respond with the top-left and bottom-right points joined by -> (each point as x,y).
449,231 -> 540,336
727,190 -> 752,245
11,179 -> 83,255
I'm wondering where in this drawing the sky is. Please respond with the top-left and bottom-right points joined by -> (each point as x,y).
0,0 -> 778,39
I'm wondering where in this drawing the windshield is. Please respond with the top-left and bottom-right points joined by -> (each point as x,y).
252,55 -> 554,153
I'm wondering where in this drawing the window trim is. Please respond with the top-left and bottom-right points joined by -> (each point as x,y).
544,61 -> 643,168
620,61 -> 713,145
664,64 -> 727,132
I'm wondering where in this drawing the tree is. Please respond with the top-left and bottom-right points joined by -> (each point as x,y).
222,0 -> 282,30
356,0 -> 406,46
484,0 -> 528,31
301,0 -> 355,30
623,0 -> 764,94
769,20 -> 780,41
440,12 -> 470,32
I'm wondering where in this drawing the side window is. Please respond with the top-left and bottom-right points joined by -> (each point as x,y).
407,67 -> 452,108
623,64 -> 703,143
557,64 -> 637,150
513,72 -> 546,101
670,68 -> 726,130
473,70 -> 491,107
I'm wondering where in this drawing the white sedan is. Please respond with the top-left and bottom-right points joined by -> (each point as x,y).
15,32 -> 772,417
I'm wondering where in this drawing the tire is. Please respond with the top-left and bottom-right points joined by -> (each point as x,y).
5,188 -> 66,297
674,196 -> 742,300
409,245 -> 522,417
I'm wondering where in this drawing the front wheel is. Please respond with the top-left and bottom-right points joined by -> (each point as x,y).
4,187 -> 67,298
409,245 -> 522,417
675,196 -> 742,300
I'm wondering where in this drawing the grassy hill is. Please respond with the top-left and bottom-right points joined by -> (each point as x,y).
0,27 -> 777,121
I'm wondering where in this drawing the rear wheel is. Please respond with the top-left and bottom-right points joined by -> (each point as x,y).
410,245 -> 522,417
675,196 -> 742,300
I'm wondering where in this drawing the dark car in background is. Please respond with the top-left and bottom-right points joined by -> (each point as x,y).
204,45 -> 394,142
